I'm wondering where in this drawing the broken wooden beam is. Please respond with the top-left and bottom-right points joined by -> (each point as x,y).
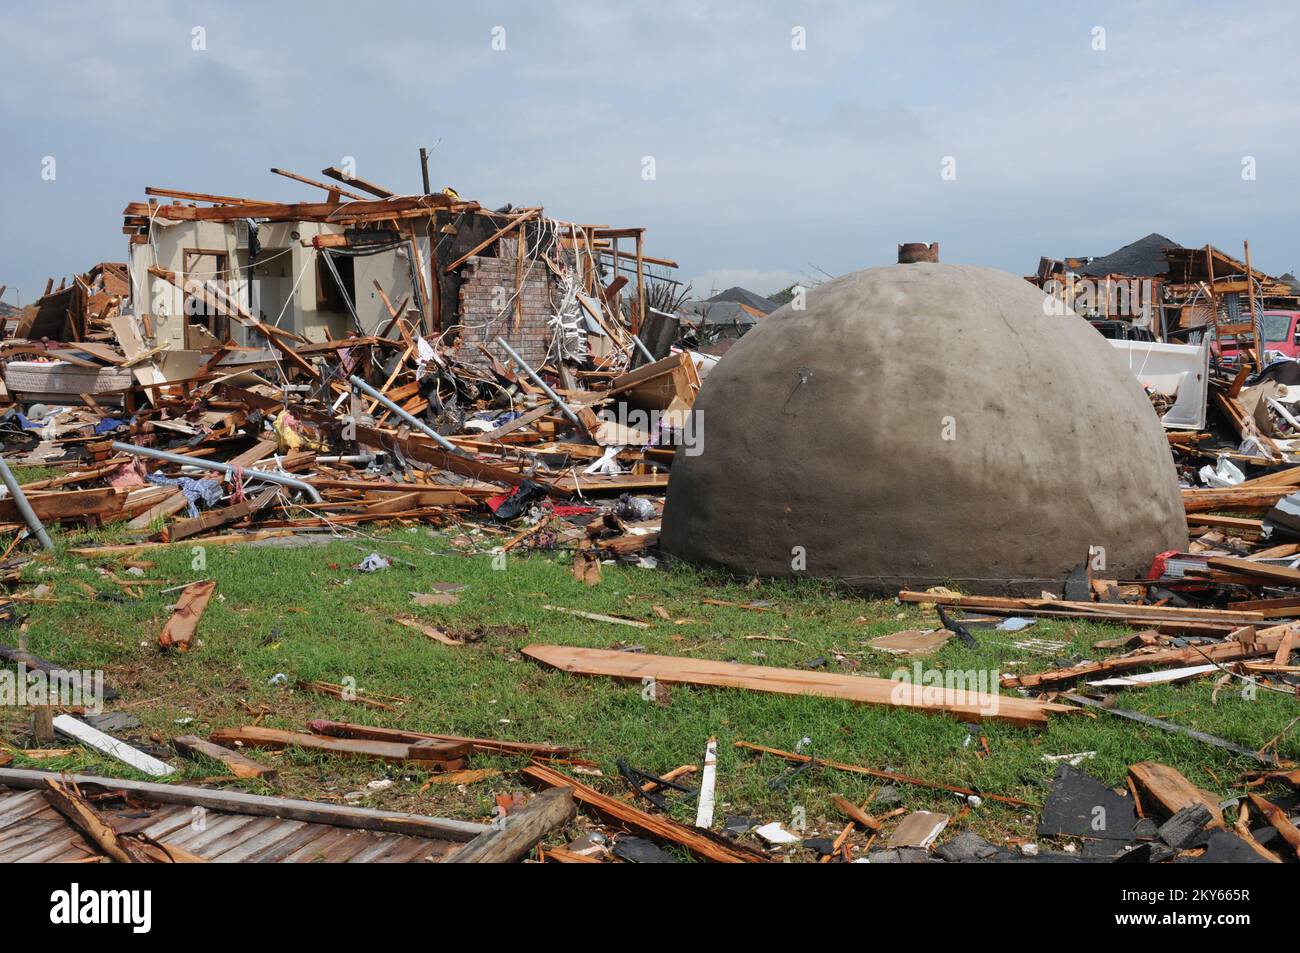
521,762 -> 764,863
443,787 -> 575,863
173,735 -> 278,780
306,719 -> 578,758
158,580 -> 217,653
209,725 -> 470,765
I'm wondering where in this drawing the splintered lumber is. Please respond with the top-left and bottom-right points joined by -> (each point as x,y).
831,795 -> 882,831
173,735 -> 277,780
1002,624 -> 1291,689
1128,762 -> 1224,827
158,579 -> 217,652
522,644 -> 1072,727
1182,486 -> 1298,512
0,767 -> 486,841
1247,794 -> 1300,860
541,605 -> 651,628
1207,555 -> 1300,587
0,486 -> 127,525
54,714 -> 175,777
898,590 -> 1265,627
127,489 -> 188,529
482,403 -> 552,441
296,680 -> 402,711
735,742 -> 1034,808
42,777 -> 205,863
443,787 -> 575,863
163,486 -> 277,542
307,719 -> 578,758
1185,514 -> 1264,533
210,725 -> 470,764
521,762 -> 764,863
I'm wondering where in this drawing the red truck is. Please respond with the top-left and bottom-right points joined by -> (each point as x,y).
1215,310 -> 1300,362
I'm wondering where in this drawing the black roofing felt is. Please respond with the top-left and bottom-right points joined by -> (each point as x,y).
1078,232 -> 1183,277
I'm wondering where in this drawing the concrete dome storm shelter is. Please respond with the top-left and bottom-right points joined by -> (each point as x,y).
660,249 -> 1187,594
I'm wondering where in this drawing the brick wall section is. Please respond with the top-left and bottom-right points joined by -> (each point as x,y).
451,253 -> 557,369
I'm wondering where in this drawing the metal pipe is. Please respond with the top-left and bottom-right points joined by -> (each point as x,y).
0,456 -> 54,550
110,442 -> 323,503
629,330 -> 656,364
347,375 -> 458,452
494,337 -> 582,428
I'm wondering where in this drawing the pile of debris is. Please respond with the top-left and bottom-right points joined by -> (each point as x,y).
0,164 -> 705,559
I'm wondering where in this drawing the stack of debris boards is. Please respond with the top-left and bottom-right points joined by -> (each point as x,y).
0,160 -> 706,557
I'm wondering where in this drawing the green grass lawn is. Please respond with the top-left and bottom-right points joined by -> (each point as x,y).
3,525 -> 1297,858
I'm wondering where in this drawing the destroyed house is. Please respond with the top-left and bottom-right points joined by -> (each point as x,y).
118,169 -> 676,382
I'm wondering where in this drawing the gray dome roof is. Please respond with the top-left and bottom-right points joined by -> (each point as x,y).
660,262 -> 1186,594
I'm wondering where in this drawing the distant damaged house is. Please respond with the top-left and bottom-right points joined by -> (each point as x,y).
1032,232 -> 1300,431
676,286 -> 778,348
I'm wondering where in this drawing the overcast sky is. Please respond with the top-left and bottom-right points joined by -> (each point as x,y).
2,1 -> 1298,305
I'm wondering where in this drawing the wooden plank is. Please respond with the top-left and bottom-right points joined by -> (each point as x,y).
444,209 -> 538,273
522,762 -> 764,863
443,788 -> 574,863
541,605 -> 652,629
306,719 -> 578,758
173,735 -> 277,780
1003,625 -> 1289,689
53,715 -> 174,777
163,487 -> 277,542
209,725 -> 469,763
1128,762 -> 1224,827
831,795 -> 882,831
0,768 -> 487,841
1207,555 -> 1300,586
897,590 -> 1265,625
319,166 -> 394,199
127,489 -> 188,530
1247,794 -> 1300,860
0,486 -> 127,525
158,580 -> 217,652
1182,486 -> 1297,512
481,403 -> 552,441
522,644 -> 1073,727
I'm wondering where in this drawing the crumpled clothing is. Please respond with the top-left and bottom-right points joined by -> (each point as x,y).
355,553 -> 391,572
108,459 -> 147,488
146,472 -> 223,517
